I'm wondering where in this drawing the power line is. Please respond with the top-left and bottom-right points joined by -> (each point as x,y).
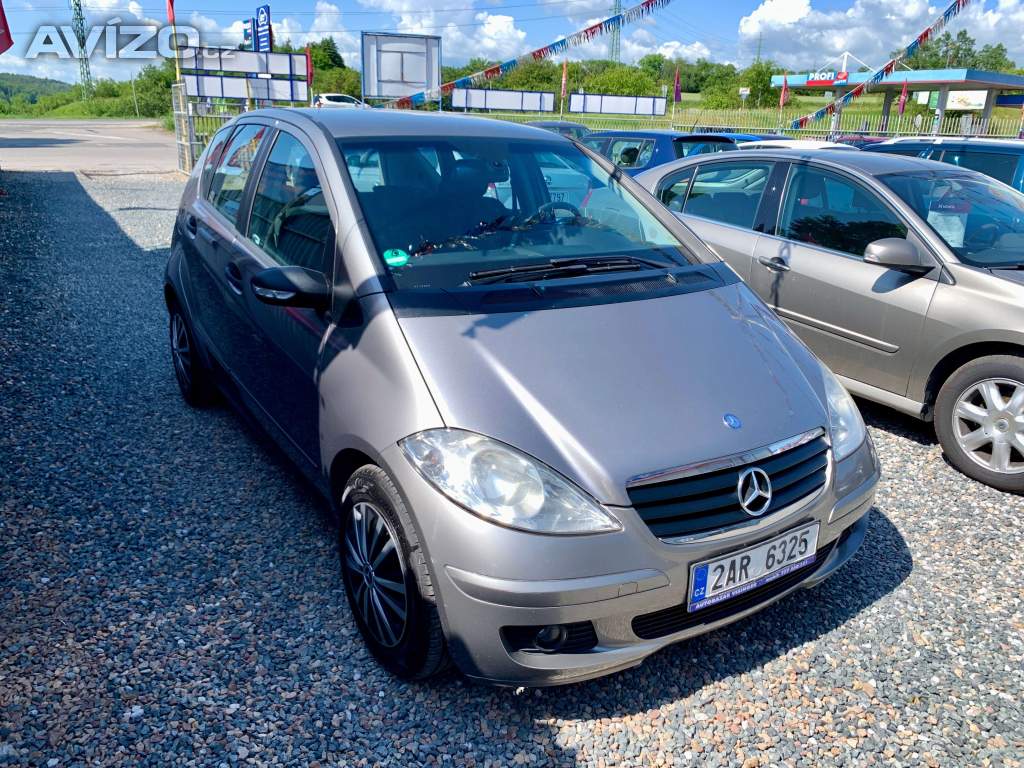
26,0 -> 615,15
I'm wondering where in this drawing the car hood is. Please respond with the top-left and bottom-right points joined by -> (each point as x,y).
396,283 -> 828,506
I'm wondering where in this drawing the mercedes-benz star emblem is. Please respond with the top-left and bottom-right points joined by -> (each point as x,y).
737,467 -> 772,517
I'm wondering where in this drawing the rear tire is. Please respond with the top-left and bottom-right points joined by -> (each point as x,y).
339,465 -> 450,680
934,354 -> 1024,494
168,301 -> 217,407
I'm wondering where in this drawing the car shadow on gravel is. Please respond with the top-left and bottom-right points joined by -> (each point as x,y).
857,398 -> 938,447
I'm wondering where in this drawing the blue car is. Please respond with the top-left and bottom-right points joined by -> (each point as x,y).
865,137 -> 1024,192
580,130 -> 783,175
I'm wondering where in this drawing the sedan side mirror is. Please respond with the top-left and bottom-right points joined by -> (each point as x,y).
863,238 -> 932,274
251,265 -> 331,310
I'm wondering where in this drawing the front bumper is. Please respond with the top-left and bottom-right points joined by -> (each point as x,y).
380,436 -> 880,687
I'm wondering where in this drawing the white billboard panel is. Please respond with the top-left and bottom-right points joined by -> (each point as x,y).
452,88 -> 555,112
947,90 -> 988,111
569,93 -> 667,116
182,73 -> 308,102
180,48 -> 305,78
361,32 -> 441,99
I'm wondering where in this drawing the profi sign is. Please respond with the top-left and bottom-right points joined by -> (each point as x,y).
806,71 -> 849,87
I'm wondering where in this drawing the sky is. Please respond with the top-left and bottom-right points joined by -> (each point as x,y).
2,0 -> 1023,84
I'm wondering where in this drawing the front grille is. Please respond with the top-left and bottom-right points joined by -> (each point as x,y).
631,537 -> 838,640
501,621 -> 598,654
627,434 -> 829,540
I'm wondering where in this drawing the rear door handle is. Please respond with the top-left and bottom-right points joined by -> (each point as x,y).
758,255 -> 790,272
224,261 -> 244,295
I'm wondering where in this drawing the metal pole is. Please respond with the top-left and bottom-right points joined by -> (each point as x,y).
130,72 -> 140,117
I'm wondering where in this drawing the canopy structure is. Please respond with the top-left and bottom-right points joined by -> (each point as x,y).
771,68 -> 1024,132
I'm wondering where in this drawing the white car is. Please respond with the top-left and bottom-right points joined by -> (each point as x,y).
740,139 -> 857,151
314,93 -> 366,109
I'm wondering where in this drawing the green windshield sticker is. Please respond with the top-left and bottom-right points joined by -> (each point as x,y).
383,248 -> 410,267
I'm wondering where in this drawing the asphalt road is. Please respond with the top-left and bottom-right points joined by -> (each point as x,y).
1,168 -> 1022,767
0,120 -> 178,173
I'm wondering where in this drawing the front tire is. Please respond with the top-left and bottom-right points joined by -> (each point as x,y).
934,355 -> 1024,493
339,465 -> 450,680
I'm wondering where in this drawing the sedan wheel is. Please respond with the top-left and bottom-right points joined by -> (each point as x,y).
951,378 -> 1024,474
170,312 -> 193,392
342,501 -> 409,648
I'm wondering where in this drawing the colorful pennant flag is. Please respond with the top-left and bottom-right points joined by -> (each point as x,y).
789,0 -> 971,130
898,80 -> 908,115
166,0 -> 175,26
380,0 -> 672,108
0,0 -> 12,56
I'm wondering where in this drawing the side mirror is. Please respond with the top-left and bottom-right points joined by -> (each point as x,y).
863,238 -> 932,274
251,265 -> 331,310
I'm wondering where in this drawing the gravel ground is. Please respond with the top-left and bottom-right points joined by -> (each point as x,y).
1,169 -> 1022,767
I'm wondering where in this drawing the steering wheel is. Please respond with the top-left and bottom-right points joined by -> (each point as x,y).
963,221 -> 1002,250
533,200 -> 583,223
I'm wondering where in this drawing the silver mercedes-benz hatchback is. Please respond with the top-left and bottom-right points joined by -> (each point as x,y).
164,109 -> 879,687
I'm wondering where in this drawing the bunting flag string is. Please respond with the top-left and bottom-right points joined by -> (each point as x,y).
381,0 -> 672,109
789,0 -> 972,130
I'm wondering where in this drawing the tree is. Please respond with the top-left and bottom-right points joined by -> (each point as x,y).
637,53 -> 669,82
583,64 -> 656,96
739,60 -> 774,108
310,38 -> 346,70
976,43 -> 1015,72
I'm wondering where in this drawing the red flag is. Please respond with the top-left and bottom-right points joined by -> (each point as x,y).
779,73 -> 789,109
673,66 -> 681,103
560,59 -> 567,101
305,44 -> 313,88
166,0 -> 175,26
898,80 -> 908,115
0,0 -> 12,55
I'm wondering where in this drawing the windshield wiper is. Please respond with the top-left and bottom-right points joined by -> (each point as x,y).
465,255 -> 673,285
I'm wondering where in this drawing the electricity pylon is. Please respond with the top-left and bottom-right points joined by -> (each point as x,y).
609,0 -> 622,63
70,0 -> 94,98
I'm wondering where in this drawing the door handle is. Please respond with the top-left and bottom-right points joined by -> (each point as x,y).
224,262 -> 244,295
758,254 -> 790,272
185,214 -> 198,237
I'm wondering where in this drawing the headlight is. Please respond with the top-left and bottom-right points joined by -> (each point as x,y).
822,365 -> 866,461
400,429 -> 622,535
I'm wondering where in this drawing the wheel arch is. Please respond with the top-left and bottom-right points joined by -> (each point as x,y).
329,447 -> 378,506
925,341 -> 1024,409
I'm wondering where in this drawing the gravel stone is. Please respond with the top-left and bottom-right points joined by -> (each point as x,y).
1,168 -> 1022,767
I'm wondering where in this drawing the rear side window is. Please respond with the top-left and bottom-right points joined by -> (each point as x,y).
939,149 -> 1016,185
200,126 -> 234,197
249,132 -> 334,274
683,162 -> 772,229
876,146 -> 928,158
658,168 -> 695,212
609,138 -> 654,168
208,124 -> 269,223
779,165 -> 906,257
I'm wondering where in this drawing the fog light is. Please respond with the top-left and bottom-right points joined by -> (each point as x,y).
534,624 -> 568,651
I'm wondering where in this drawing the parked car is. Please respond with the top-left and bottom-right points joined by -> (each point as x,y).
580,130 -> 771,175
525,120 -> 590,139
834,134 -> 888,149
638,148 -> 1024,492
740,139 -> 856,151
866,136 -> 1024,191
167,109 -> 878,686
314,93 -> 366,109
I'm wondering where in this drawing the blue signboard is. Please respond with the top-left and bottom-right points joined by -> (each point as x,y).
255,5 -> 271,52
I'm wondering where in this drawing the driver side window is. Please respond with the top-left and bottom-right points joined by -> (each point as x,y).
249,131 -> 335,274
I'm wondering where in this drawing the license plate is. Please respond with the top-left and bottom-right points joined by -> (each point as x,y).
550,192 -> 566,202
688,523 -> 819,612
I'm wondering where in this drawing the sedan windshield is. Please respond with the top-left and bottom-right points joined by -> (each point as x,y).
338,137 -> 694,289
880,172 -> 1024,268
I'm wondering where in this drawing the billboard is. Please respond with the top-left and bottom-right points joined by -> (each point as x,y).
946,90 -> 988,111
361,32 -> 441,100
255,5 -> 271,52
180,47 -> 309,102
452,88 -> 555,112
568,93 -> 667,116
805,70 -> 848,87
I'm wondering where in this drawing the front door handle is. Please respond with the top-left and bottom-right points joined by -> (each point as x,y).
758,254 -> 790,272
224,262 -> 244,295
185,214 -> 198,236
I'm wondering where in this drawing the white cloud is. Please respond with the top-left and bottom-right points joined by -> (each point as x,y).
738,0 -> 1024,70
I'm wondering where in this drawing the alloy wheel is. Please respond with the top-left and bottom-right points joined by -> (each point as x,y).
952,377 -> 1024,474
343,501 -> 408,648
170,313 -> 192,390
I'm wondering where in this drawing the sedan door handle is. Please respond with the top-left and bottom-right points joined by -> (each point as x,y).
758,255 -> 790,272
184,214 -> 198,236
224,262 -> 244,295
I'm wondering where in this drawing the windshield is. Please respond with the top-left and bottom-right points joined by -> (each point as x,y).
338,137 -> 694,289
881,172 -> 1024,268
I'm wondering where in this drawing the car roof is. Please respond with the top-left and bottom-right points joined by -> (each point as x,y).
740,139 -> 855,150
875,136 -> 1024,150
586,129 -> 691,138
526,120 -> 587,128
636,146 -> 956,182
256,108 -> 567,141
